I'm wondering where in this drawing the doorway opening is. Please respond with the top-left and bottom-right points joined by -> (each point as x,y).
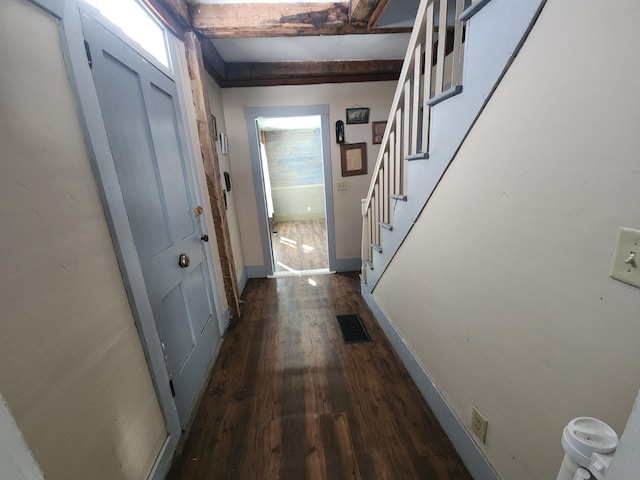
245,104 -> 336,277
257,115 -> 329,276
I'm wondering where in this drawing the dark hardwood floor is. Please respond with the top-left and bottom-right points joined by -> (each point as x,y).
272,219 -> 328,273
166,273 -> 471,480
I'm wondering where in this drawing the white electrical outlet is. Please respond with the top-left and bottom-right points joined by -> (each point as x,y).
337,181 -> 347,191
471,406 -> 488,443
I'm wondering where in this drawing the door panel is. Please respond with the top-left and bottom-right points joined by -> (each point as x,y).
184,265 -> 213,334
99,52 -> 172,259
83,14 -> 220,424
147,83 -> 195,242
159,284 -> 196,375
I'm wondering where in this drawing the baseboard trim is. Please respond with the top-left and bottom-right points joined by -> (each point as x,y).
238,267 -> 248,295
246,264 -> 269,278
273,214 -> 326,222
333,257 -> 361,272
148,435 -> 176,480
221,308 -> 231,327
361,283 -> 500,480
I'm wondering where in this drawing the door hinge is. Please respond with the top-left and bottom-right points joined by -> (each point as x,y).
169,379 -> 176,397
84,40 -> 93,69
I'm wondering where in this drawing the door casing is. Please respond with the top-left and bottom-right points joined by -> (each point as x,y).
57,1 -> 225,478
245,105 -> 336,277
83,10 -> 221,424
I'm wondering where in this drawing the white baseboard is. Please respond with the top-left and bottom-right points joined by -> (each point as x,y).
238,267 -> 248,294
361,282 -> 499,480
246,265 -> 269,278
332,257 -> 361,272
148,435 -> 176,480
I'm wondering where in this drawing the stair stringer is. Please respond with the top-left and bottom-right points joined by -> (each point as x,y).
365,0 -> 546,291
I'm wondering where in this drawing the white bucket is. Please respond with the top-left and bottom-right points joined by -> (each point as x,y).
556,417 -> 618,480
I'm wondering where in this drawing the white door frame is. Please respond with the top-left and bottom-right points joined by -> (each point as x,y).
50,1 -> 224,478
245,105 -> 336,277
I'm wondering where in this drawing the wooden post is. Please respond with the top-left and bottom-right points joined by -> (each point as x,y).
435,0 -> 448,94
451,0 -> 466,87
184,32 -> 241,321
411,44 -> 421,155
422,1 -> 435,153
395,108 -> 402,194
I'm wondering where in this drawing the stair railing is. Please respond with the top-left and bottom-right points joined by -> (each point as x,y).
361,0 -> 467,283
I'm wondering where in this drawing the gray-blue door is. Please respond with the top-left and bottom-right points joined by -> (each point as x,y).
82,14 -> 220,424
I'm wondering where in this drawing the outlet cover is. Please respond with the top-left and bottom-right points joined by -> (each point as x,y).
471,406 -> 488,443
610,227 -> 640,288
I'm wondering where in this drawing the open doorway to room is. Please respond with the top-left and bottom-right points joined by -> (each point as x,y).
245,104 -> 336,277
257,116 -> 329,275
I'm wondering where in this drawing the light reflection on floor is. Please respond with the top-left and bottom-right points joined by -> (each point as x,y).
271,220 -> 328,274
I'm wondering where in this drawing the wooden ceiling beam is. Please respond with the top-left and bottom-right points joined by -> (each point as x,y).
350,0 -> 381,23
218,59 -> 402,87
142,1 -> 406,86
367,0 -> 390,29
189,2 -> 410,38
200,37 -> 227,84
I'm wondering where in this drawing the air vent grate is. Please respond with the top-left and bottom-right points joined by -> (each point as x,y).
336,314 -> 372,344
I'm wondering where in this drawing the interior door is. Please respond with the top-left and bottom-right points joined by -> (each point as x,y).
82,14 -> 220,424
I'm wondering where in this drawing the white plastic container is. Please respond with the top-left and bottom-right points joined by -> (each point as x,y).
556,417 -> 619,480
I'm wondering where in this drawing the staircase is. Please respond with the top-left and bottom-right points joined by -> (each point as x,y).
361,0 -> 546,291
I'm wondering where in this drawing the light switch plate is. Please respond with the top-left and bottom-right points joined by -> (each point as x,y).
610,227 -> 640,288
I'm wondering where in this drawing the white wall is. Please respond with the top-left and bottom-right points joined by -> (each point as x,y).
272,185 -> 325,221
221,81 -> 396,267
372,1 -> 640,479
0,1 -> 166,478
206,75 -> 247,284
607,391 -> 640,480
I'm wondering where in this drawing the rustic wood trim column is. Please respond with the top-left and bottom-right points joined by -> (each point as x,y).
184,31 -> 241,322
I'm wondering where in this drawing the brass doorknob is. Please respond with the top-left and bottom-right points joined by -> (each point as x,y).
178,253 -> 190,268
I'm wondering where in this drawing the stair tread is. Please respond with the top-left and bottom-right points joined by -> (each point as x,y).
406,152 -> 429,161
427,85 -> 463,107
379,222 -> 393,231
459,0 -> 492,22
389,194 -> 408,201
371,243 -> 383,253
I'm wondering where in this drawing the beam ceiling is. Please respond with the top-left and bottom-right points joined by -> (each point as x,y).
189,1 -> 410,38
146,0 -> 406,86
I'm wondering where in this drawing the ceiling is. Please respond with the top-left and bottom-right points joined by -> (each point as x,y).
146,0 -> 420,86
211,33 -> 412,63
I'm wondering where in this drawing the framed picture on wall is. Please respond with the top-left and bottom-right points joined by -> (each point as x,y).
346,107 -> 370,124
340,143 -> 368,176
372,121 -> 386,144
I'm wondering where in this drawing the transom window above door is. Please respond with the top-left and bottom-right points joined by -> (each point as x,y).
83,0 -> 170,69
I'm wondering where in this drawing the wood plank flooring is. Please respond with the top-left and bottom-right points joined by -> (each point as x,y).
166,273 -> 471,480
272,219 -> 328,273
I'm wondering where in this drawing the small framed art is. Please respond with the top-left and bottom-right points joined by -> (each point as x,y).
372,121 -> 386,144
340,143 -> 368,177
346,107 -> 370,124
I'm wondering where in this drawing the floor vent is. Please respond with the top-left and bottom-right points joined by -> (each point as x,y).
336,314 -> 371,344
